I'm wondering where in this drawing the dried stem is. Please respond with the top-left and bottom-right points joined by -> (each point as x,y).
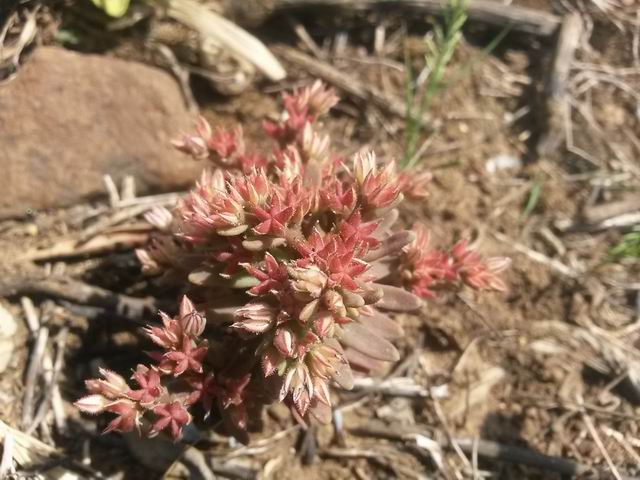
21,327 -> 49,429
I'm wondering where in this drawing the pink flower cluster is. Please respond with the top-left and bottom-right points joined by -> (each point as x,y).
75,297 -> 253,440
77,81 -> 508,442
399,224 -> 511,298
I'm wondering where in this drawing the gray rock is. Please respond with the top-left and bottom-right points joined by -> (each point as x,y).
0,47 -> 202,218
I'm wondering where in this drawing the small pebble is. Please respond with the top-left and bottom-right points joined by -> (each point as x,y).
485,153 -> 522,174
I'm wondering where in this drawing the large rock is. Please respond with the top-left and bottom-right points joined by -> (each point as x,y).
0,47 -> 202,218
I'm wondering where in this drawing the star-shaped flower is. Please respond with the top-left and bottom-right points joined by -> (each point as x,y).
185,373 -> 219,416
220,374 -> 251,409
252,199 -> 294,236
128,365 -> 162,404
150,401 -> 192,441
243,253 -> 288,296
104,400 -> 140,434
162,335 -> 208,376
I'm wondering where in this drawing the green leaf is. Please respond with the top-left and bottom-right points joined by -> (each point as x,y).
90,0 -> 130,17
229,272 -> 260,289
55,29 -> 81,46
401,0 -> 468,169
608,225 -> 640,260
523,182 -> 542,217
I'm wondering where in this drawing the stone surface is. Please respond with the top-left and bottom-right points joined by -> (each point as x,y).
0,47 -> 202,218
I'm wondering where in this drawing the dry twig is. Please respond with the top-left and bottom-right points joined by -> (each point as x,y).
349,422 -> 635,478
77,204 -> 158,243
537,13 -> 584,156
21,326 -> 49,429
493,231 -> 581,278
578,395 -> 623,480
19,297 -> 39,334
165,0 -> 286,81
230,0 -> 561,37
275,46 -> 406,119
21,231 -> 150,261
349,377 -> 434,398
27,328 -> 69,435
5,276 -> 159,324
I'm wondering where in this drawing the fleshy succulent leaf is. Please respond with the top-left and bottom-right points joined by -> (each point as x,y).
364,230 -> 416,262
339,322 -> 400,362
357,310 -> 404,340
344,347 -> 388,373
374,284 -> 423,312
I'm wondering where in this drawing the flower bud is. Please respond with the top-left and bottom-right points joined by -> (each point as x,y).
273,327 -> 296,357
85,368 -> 130,399
353,150 -> 377,186
280,147 -> 304,182
302,123 -> 330,164
307,344 -> 343,380
75,394 -> 111,414
323,290 -> 347,317
303,80 -> 339,116
312,311 -> 335,337
313,377 -> 331,406
294,389 -> 311,417
340,290 -> 365,308
233,303 -> 275,334
261,347 -> 281,377
346,307 -> 360,319
279,366 -> 296,401
208,127 -> 239,160
210,168 -> 226,191
289,265 -> 327,299
172,135 -> 209,159
179,296 -> 206,337
360,285 -> 384,305
299,299 -> 319,322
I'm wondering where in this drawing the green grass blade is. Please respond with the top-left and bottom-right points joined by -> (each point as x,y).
608,225 -> 640,260
401,0 -> 468,170
522,182 -> 542,217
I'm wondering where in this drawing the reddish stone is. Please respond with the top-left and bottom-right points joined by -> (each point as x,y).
0,47 -> 201,218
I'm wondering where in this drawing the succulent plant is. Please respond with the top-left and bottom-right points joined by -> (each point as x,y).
76,81 -> 508,442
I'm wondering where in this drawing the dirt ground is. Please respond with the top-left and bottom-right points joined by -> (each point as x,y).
1,0 -> 640,479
